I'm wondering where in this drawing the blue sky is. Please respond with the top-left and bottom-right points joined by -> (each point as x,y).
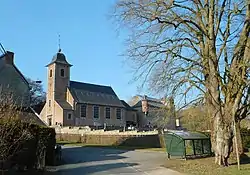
0,0 -> 144,101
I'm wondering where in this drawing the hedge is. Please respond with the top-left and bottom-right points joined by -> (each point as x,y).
0,118 -> 56,170
241,128 -> 250,149
202,129 -> 250,150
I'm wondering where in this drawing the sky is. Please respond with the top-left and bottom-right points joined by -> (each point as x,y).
0,0 -> 143,102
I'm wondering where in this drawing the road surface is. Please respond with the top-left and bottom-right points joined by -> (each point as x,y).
47,146 -> 182,175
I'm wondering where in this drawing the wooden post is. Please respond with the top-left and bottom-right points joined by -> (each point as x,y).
233,120 -> 240,170
184,140 -> 187,160
192,140 -> 196,156
201,140 -> 204,154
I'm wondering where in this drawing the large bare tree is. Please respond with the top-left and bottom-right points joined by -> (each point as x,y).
112,0 -> 250,166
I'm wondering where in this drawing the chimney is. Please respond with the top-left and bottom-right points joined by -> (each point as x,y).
141,98 -> 148,114
161,98 -> 166,105
4,51 -> 14,65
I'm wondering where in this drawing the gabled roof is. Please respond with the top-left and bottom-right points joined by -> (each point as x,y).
131,95 -> 165,109
69,81 -> 124,107
120,100 -> 137,111
0,52 -> 29,86
23,107 -> 47,126
4,106 -> 47,126
137,95 -> 162,102
132,100 -> 165,109
0,54 -> 5,72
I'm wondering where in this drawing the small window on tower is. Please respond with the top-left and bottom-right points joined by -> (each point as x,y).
49,69 -> 52,77
67,113 -> 72,120
60,69 -> 65,77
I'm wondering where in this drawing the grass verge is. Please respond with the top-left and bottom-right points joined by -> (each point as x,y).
165,153 -> 250,175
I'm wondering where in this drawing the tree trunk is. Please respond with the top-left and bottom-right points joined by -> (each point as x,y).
213,113 -> 234,166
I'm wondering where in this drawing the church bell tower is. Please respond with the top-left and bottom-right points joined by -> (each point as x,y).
45,49 -> 72,125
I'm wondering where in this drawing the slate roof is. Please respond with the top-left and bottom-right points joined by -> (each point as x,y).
137,95 -> 162,102
21,107 -> 47,126
56,100 -> 73,110
0,55 -> 4,72
132,100 -> 165,109
0,52 -> 29,85
1,106 -> 47,126
46,49 -> 72,67
120,100 -> 137,111
69,81 -> 124,107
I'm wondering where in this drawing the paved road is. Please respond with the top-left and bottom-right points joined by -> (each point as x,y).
47,146 -> 182,175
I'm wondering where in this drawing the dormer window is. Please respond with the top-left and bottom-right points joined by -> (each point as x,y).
60,69 -> 65,77
49,69 -> 52,77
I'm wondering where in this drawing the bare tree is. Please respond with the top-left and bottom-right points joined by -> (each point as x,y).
26,78 -> 46,106
112,0 -> 250,166
0,90 -> 33,170
179,105 -> 212,131
148,97 -> 176,130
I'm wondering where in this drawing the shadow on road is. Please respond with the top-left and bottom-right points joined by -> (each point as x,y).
58,146 -> 129,165
6,146 -> 169,175
44,146 -> 139,174
46,162 -> 138,174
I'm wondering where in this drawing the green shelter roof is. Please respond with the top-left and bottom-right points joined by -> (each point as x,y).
166,130 -> 209,140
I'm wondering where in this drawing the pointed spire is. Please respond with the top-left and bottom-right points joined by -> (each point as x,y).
58,34 -> 61,52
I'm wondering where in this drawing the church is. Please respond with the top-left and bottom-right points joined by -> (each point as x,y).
40,49 -> 137,128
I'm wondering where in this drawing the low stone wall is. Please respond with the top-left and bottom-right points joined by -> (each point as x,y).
56,133 -> 163,148
55,126 -> 166,148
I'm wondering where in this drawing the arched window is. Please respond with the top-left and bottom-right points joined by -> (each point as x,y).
60,69 -> 65,77
49,69 -> 52,77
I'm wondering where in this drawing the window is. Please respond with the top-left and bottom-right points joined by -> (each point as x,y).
48,118 -> 52,126
105,107 -> 110,119
116,108 -> 122,120
49,69 -> 52,77
80,104 -> 87,118
67,113 -> 72,120
60,69 -> 65,77
49,100 -> 51,107
93,106 -> 99,118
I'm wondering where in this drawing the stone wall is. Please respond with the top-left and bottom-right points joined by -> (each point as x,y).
56,133 -> 162,148
55,126 -> 165,148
